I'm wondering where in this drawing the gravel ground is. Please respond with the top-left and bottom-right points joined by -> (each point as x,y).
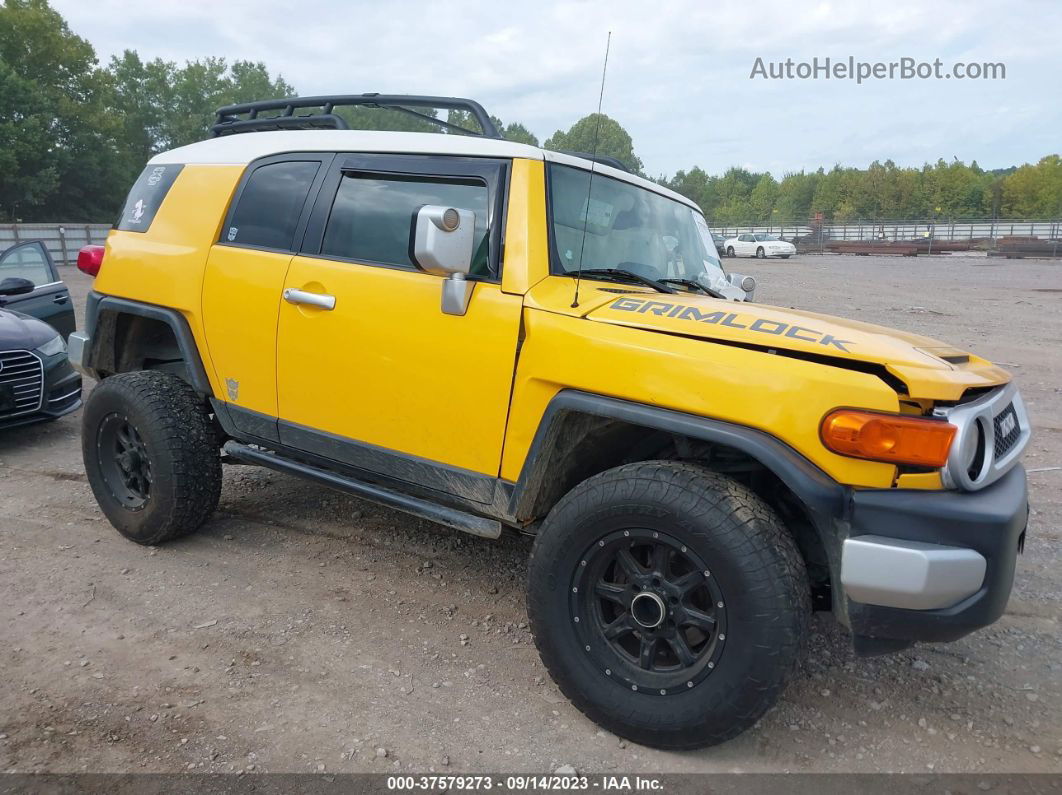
0,253 -> 1059,775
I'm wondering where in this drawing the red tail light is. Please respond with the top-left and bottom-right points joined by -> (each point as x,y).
77,245 -> 105,277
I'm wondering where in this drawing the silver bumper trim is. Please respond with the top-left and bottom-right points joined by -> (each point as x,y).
67,331 -> 92,377
935,381 -> 1030,491
841,535 -> 986,610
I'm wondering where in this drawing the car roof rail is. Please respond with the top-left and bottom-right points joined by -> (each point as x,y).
559,151 -> 631,173
210,93 -> 503,139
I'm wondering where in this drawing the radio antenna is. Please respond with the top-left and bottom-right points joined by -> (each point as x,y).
571,30 -> 612,309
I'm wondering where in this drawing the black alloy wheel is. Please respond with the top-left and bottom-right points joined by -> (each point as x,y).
572,528 -> 727,695
96,414 -> 153,509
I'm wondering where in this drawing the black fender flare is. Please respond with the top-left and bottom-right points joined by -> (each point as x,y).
509,390 -> 848,526
85,292 -> 213,396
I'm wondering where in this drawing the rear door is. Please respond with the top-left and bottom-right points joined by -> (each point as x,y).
0,241 -> 74,338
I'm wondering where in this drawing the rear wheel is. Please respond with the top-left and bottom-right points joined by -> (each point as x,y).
83,371 -> 221,545
756,247 -> 766,258
527,461 -> 809,749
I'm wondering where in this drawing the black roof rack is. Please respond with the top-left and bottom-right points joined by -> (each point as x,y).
210,93 -> 502,139
559,151 -> 631,173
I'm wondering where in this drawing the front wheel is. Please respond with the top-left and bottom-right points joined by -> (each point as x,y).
726,246 -> 735,257
82,371 -> 222,545
527,461 -> 809,749
756,247 -> 766,258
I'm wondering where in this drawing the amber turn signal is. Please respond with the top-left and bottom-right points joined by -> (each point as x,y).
821,410 -> 956,468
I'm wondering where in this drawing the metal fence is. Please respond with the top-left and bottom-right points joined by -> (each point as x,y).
711,218 -> 1062,244
4,218 -> 1061,263
0,223 -> 111,266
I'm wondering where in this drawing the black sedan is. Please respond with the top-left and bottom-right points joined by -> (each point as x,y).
0,241 -> 82,429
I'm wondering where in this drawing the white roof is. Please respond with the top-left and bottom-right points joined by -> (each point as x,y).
149,129 -> 700,211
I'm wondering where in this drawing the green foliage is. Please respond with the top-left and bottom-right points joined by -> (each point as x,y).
544,113 -> 643,174
664,157 -> 1062,224
501,121 -> 539,147
0,0 -> 294,221
441,110 -> 538,145
0,0 -> 124,221
1001,155 -> 1062,218
109,52 -> 295,153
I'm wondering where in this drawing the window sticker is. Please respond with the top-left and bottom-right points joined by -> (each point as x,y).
116,164 -> 184,232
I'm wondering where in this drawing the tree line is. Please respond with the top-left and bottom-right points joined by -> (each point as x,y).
1,0 -> 1059,224
665,157 -> 1062,224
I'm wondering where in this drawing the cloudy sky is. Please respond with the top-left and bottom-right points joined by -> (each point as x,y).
53,0 -> 1060,178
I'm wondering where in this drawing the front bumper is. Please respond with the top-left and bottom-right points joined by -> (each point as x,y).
840,465 -> 1028,650
0,350 -> 82,430
67,330 -> 95,379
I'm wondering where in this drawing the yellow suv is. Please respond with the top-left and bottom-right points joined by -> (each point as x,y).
69,94 -> 1031,750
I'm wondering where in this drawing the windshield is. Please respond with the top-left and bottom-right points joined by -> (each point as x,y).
753,233 -> 780,241
548,163 -> 726,288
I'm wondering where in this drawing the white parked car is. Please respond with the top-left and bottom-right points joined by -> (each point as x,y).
723,233 -> 796,259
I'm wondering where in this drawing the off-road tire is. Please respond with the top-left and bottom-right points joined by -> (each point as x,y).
527,461 -> 809,749
83,371 -> 221,545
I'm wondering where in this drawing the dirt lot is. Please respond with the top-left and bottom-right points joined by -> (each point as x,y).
1,254 -> 1060,775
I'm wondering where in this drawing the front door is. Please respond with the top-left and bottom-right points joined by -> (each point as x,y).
276,154 -> 522,494
0,241 -> 75,338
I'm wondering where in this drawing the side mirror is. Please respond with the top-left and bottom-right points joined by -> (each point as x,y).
728,272 -> 756,301
0,277 -> 35,298
411,205 -> 476,316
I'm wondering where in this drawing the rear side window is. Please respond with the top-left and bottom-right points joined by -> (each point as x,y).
116,164 -> 184,232
321,174 -> 490,273
224,161 -> 320,251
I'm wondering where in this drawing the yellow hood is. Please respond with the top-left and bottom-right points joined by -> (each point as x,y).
580,290 -> 1009,401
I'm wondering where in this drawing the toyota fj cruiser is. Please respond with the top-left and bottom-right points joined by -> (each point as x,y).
70,94 -> 1030,749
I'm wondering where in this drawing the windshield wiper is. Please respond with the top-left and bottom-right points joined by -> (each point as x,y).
572,268 -> 677,294
658,278 -> 726,299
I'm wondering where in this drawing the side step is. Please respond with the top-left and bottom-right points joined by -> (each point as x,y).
222,441 -> 502,539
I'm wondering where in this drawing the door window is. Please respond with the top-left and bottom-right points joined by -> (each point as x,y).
0,242 -> 54,286
321,173 -> 491,275
224,161 -> 321,251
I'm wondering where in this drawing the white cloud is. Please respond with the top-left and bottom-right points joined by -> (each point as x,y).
53,0 -> 1061,176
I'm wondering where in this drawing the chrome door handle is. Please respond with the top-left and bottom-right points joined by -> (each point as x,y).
283,288 -> 336,310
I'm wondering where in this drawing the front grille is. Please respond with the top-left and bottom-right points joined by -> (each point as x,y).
993,403 -> 1022,458
48,384 -> 82,410
0,350 -> 44,419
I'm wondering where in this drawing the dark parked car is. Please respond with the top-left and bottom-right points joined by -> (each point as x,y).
0,241 -> 82,428
0,241 -> 76,338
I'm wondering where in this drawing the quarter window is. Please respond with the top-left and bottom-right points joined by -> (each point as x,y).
225,161 -> 320,251
321,173 -> 490,274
